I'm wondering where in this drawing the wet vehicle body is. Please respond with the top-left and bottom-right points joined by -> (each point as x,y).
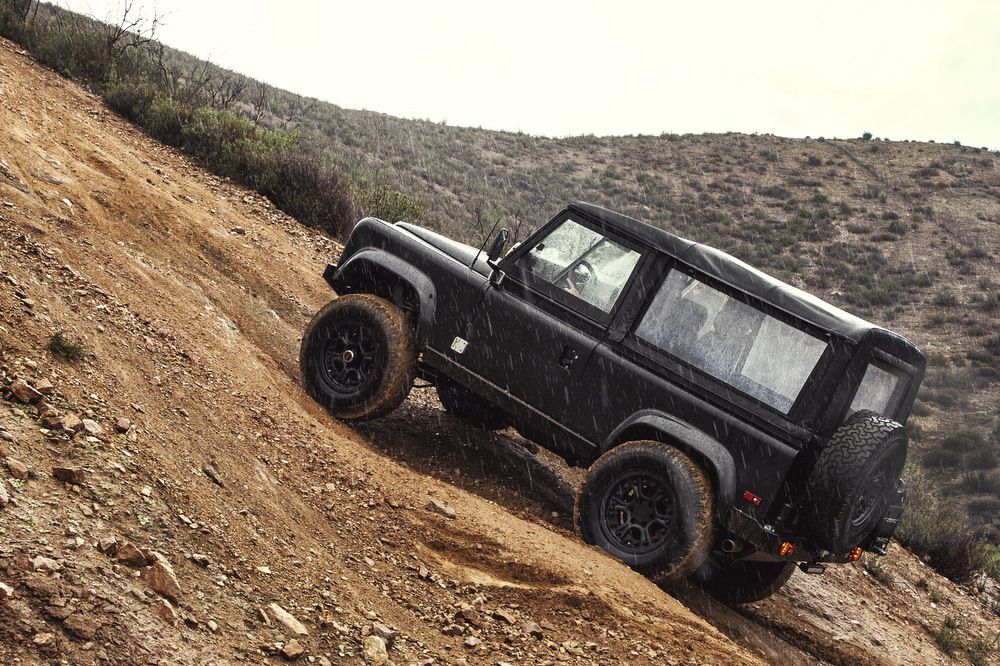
304,202 -> 925,601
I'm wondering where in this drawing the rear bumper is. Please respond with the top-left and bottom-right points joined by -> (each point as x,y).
726,478 -> 908,564
323,263 -> 339,289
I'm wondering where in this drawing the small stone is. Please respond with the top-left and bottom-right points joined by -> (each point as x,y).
33,632 -> 55,646
0,430 -> 13,442
522,620 -> 544,639
372,622 -> 397,647
80,419 -> 103,436
190,553 -> 210,567
464,636 -> 481,648
34,378 -> 54,395
61,414 -> 82,432
427,498 -> 457,519
114,417 -> 131,433
5,457 -> 29,480
281,638 -> 304,660
97,536 -> 118,556
492,609 -> 516,625
31,556 -> 61,573
268,603 -> 309,637
41,414 -> 64,430
0,481 -> 8,508
316,658 -> 332,666
232,226 -> 247,235
207,619 -> 219,633
52,466 -> 85,485
116,542 -> 150,567
203,465 -> 224,487
142,552 -> 182,599
0,580 -> 13,599
140,485 -> 152,497
361,635 -> 388,665
9,379 -> 43,404
63,613 -> 97,639
155,598 -> 176,624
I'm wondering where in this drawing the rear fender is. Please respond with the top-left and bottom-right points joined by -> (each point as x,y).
330,249 -> 437,344
603,410 -> 736,510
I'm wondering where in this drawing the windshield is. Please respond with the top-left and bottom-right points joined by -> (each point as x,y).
635,270 -> 828,414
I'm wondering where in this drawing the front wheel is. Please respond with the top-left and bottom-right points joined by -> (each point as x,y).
299,294 -> 416,421
692,552 -> 795,603
574,441 -> 714,582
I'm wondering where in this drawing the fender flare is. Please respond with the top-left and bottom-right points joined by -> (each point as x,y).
602,410 -> 736,508
331,249 -> 437,343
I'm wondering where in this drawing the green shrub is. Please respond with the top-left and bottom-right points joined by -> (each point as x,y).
941,429 -> 985,452
933,289 -> 959,307
933,616 -> 962,656
896,466 -> 991,582
49,331 -> 87,361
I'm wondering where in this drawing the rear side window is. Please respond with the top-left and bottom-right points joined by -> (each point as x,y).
635,270 -> 828,414
517,218 -> 641,313
849,363 -> 902,417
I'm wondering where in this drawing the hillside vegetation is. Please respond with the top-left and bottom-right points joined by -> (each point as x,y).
2,1 -> 998,567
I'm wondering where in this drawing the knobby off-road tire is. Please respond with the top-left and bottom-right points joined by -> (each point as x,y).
692,553 -> 796,604
805,410 -> 907,554
300,294 -> 416,422
436,380 -> 509,430
574,441 -> 714,582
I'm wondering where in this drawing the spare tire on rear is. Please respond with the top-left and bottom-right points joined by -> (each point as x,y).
804,410 -> 907,555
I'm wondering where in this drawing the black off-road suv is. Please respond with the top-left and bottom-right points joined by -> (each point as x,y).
300,202 -> 924,603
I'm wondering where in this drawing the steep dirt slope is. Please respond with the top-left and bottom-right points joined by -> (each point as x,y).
0,38 -> 760,665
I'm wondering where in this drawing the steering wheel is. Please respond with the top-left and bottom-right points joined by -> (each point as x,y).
562,259 -> 595,295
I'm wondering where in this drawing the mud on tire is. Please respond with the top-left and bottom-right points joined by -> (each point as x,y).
574,441 -> 714,582
805,410 -> 907,554
300,294 -> 416,421
436,380 -> 509,430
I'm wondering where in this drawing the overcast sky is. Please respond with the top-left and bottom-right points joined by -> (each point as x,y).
52,0 -> 1000,147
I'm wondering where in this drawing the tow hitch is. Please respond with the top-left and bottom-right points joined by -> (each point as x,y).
799,562 -> 827,575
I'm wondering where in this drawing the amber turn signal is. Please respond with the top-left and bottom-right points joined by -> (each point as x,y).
778,541 -> 796,557
848,546 -> 863,562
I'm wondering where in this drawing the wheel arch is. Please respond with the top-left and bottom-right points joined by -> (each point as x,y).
330,249 -> 436,344
602,410 -> 736,510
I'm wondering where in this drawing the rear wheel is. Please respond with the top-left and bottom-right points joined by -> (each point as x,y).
436,380 -> 509,430
574,441 -> 714,581
805,411 -> 908,554
300,294 -> 416,421
692,552 -> 795,603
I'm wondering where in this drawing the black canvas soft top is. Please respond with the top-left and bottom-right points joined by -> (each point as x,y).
568,202 -> 881,343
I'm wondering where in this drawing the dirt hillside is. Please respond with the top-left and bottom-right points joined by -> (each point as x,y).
0,37 -> 996,666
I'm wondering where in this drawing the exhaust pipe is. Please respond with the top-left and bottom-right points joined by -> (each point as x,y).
721,538 -> 743,553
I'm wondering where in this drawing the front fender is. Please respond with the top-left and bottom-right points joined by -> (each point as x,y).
603,410 -> 736,508
330,248 -> 437,343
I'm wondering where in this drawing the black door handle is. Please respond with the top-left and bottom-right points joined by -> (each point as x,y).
559,346 -> 579,368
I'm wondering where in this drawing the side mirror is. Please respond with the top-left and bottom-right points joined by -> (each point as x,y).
487,228 -> 511,266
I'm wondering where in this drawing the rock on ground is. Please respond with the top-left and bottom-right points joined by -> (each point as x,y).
267,603 -> 309,637
142,552 -> 182,599
361,635 -> 388,665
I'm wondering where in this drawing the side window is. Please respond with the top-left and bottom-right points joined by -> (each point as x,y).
516,218 -> 641,313
849,363 -> 903,417
634,270 -> 828,414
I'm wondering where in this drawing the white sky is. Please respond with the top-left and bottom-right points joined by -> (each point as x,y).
52,0 -> 1000,147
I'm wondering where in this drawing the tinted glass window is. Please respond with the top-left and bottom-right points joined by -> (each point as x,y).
635,270 -> 828,413
517,218 -> 641,313
850,363 -> 901,417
